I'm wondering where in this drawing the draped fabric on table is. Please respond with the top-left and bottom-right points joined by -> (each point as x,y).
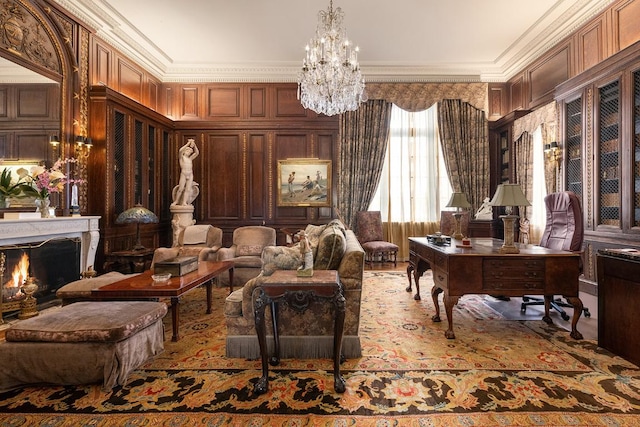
337,99 -> 393,230
437,99 -> 490,213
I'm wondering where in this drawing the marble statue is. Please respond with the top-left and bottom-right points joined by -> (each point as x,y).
172,139 -> 200,206
475,197 -> 493,220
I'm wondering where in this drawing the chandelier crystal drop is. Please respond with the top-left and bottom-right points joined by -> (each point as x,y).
297,0 -> 366,116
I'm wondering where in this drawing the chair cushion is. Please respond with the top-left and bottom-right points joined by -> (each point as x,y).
314,223 -> 346,270
230,255 -> 264,268
362,241 -> 399,252
5,301 -> 168,343
224,288 -> 243,317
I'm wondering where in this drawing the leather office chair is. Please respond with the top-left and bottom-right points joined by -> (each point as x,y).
520,191 -> 591,319
355,211 -> 398,268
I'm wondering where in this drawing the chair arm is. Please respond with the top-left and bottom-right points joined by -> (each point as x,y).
217,246 -> 237,261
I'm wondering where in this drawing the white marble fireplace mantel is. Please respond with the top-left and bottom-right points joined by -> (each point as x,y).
0,216 -> 101,274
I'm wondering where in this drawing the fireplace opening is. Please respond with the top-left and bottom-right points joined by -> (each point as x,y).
1,238 -> 80,317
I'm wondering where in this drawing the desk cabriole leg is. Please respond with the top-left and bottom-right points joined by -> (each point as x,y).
431,286 -> 443,322
333,290 -> 346,393
443,294 -> 459,339
406,264 -> 414,294
253,288 -> 269,394
565,296 -> 584,340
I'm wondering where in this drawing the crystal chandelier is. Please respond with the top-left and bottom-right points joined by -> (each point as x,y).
297,0 -> 366,116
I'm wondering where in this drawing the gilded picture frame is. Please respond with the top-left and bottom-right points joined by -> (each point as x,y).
277,159 -> 331,207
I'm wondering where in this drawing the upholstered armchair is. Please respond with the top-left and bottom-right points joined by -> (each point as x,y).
216,226 -> 276,288
355,211 -> 398,268
151,224 -> 223,266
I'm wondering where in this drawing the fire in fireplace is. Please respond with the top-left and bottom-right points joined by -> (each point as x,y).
1,238 -> 81,317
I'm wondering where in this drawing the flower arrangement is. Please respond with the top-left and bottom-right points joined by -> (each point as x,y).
18,158 -> 81,200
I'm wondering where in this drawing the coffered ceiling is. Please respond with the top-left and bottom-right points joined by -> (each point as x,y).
54,0 -> 614,83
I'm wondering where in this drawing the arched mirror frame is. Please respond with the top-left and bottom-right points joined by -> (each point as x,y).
0,0 -> 83,214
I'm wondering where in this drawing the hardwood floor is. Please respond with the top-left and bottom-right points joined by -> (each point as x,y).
368,261 -> 598,341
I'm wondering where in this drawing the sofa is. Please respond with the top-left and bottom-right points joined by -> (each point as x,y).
224,219 -> 365,359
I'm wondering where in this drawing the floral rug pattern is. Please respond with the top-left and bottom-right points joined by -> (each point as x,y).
1,271 -> 639,426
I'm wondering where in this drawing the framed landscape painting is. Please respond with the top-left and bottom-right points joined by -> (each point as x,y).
277,159 -> 331,207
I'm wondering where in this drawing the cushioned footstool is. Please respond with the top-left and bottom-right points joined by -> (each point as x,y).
56,271 -> 139,305
0,301 -> 167,392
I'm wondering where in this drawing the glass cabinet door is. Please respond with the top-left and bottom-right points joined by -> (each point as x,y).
565,97 -> 582,201
598,80 -> 620,228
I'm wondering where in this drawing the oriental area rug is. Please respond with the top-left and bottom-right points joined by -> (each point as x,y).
1,271 -> 639,426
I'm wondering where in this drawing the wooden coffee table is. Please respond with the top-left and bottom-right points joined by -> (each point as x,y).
92,260 -> 234,342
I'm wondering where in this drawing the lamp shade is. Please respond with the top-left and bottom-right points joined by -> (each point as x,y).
115,204 -> 158,225
489,184 -> 531,208
446,192 -> 471,209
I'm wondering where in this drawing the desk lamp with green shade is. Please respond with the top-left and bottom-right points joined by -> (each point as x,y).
489,183 -> 531,254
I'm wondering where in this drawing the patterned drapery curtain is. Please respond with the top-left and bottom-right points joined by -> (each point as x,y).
513,130 -> 534,239
337,99 -> 393,229
437,99 -> 489,213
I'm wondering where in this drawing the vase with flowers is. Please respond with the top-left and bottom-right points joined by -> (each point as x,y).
18,158 -> 80,218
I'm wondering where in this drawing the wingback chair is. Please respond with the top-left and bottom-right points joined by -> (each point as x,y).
216,226 -> 276,288
151,224 -> 223,266
520,191 -> 591,319
355,211 -> 398,268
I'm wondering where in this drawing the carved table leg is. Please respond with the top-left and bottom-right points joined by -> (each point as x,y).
170,297 -> 180,342
205,280 -> 212,314
413,269 -> 422,300
443,294 -> 460,339
333,291 -> 346,393
270,301 -> 280,366
431,286 -> 443,322
565,296 -> 584,340
253,288 -> 269,394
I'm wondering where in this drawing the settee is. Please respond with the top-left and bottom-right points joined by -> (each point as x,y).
224,219 -> 365,359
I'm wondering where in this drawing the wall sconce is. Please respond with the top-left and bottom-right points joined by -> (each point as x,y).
544,141 -> 561,164
489,183 -> 531,254
49,135 -> 60,148
445,192 -> 471,240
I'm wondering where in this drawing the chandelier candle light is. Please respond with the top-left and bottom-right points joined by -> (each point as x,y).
489,183 -> 531,254
297,0 -> 366,116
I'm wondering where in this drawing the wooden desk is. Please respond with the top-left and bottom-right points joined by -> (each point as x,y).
92,260 -> 234,342
252,270 -> 345,394
408,237 -> 584,340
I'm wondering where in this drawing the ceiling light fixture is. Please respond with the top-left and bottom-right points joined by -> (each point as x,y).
297,0 -> 366,116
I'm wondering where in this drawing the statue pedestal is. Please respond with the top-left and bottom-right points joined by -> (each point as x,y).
170,204 -> 195,247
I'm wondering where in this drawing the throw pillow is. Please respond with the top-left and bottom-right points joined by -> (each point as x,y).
236,244 -> 263,256
314,225 -> 346,270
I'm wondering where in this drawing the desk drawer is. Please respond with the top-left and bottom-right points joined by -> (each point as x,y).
410,240 -> 434,262
482,257 -> 544,291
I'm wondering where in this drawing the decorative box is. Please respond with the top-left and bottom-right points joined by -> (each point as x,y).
153,256 -> 198,276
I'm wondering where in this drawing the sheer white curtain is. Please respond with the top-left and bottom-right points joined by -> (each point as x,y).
530,125 -> 547,244
370,104 -> 452,222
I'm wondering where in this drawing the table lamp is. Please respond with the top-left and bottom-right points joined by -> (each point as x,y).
489,183 -> 531,254
445,192 -> 471,240
115,204 -> 159,251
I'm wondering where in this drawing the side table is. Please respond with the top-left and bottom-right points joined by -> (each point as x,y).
252,269 -> 346,394
103,248 -> 155,273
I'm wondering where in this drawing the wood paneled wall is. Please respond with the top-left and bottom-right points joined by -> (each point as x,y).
488,0 -> 640,120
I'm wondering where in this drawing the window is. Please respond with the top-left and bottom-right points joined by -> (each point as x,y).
370,104 -> 453,222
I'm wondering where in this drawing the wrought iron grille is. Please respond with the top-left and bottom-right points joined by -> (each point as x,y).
566,97 -> 582,200
148,125 -> 155,209
114,111 -> 126,216
134,120 -> 143,204
634,71 -> 640,227
598,81 -> 620,227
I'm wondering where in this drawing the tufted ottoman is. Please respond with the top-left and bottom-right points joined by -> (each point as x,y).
0,300 -> 167,392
